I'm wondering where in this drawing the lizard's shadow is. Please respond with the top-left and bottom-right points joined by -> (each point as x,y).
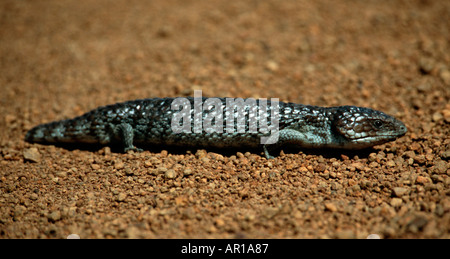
45,142 -> 377,160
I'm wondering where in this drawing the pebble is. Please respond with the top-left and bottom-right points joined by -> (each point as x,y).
442,150 -> 450,159
30,193 -> 39,201
156,25 -> 172,38
195,149 -> 207,159
366,234 -> 381,239
116,192 -> 127,202
385,160 -> 396,167
55,171 -> 68,177
298,166 -> 308,174
392,187 -> 408,197
164,169 -> 177,179
214,218 -> 226,228
432,112 -> 443,122
419,57 -> 436,74
403,151 -> 415,159
144,161 -> 152,167
47,211 -> 61,222
151,167 -> 167,175
23,147 -> 41,163
314,164 -> 327,172
441,109 -> 450,123
14,205 -> 26,218
265,61 -> 279,72
439,68 -> 450,85
416,175 -> 429,184
407,216 -> 428,233
413,155 -> 426,164
390,198 -> 403,207
433,160 -> 448,174
4,114 -> 17,125
335,229 -> 355,239
114,161 -> 125,170
183,168 -> 193,176
324,202 -> 338,212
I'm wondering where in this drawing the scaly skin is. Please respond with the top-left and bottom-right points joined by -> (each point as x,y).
25,97 -> 407,158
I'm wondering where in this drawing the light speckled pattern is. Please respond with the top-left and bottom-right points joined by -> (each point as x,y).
25,97 -> 407,158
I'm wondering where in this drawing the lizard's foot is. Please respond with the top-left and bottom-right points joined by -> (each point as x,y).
124,146 -> 143,153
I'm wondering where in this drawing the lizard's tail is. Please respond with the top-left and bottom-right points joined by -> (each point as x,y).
25,118 -> 95,144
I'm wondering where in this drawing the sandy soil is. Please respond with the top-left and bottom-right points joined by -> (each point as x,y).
0,0 -> 449,238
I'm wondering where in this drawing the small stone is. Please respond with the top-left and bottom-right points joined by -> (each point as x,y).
116,192 -> 127,202
414,155 -> 426,164
195,149 -> 207,159
67,234 -> 81,239
368,153 -> 378,162
433,160 -> 448,174
386,160 -> 396,167
350,162 -> 364,171
324,202 -> 338,212
47,211 -> 61,222
392,187 -> 408,197
335,229 -> 355,239
266,61 -> 279,72
55,171 -> 68,177
182,207 -> 196,219
164,169 -> 177,179
416,175 -> 429,184
263,207 -> 279,219
14,205 -> 26,218
125,168 -> 135,176
30,193 -> 39,201
419,57 -> 436,74
114,161 -> 124,170
151,167 -> 167,175
404,151 -> 416,159
4,114 -> 17,125
366,234 -> 381,239
156,26 -> 172,38
103,146 -> 111,155
183,168 -> 193,176
144,161 -> 152,168
298,166 -> 308,174
441,150 -> 450,159
432,112 -> 443,122
215,218 -> 226,228
441,109 -> 450,123
23,147 -> 41,163
407,216 -> 428,233
439,68 -> 450,85
390,198 -> 403,207
330,182 -> 342,190
314,164 -> 327,172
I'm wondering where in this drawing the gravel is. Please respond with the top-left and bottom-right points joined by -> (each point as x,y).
1,0 -> 449,239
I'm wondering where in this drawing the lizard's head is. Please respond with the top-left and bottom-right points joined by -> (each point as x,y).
332,106 -> 407,149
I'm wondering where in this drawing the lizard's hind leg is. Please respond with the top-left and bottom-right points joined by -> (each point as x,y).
111,123 -> 143,152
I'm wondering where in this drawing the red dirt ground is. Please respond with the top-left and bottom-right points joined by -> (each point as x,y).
1,0 -> 449,238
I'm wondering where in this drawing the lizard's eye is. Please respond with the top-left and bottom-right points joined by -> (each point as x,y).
372,120 -> 383,129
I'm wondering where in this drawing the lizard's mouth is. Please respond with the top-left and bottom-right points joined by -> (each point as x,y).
354,133 -> 404,140
351,127 -> 407,141
350,133 -> 405,146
